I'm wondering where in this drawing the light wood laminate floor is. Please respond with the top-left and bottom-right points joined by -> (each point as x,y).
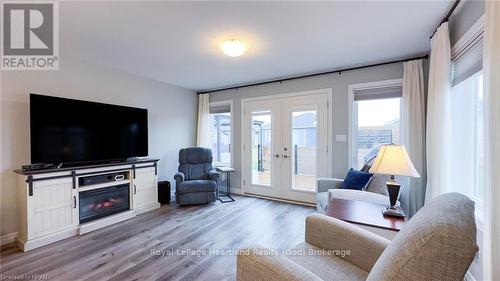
0,196 -> 314,281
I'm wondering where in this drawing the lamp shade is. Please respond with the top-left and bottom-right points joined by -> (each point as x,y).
368,144 -> 421,177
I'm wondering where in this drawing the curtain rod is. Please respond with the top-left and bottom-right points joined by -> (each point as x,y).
430,0 -> 461,39
197,54 -> 428,95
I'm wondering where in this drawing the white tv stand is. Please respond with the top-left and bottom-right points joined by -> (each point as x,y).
14,159 -> 161,252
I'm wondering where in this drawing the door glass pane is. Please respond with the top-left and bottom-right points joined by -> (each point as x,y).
252,112 -> 271,186
209,112 -> 231,165
355,98 -> 401,169
292,110 -> 317,191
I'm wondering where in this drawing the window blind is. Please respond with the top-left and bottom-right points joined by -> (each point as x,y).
451,15 -> 484,87
452,38 -> 483,86
353,85 -> 402,101
209,103 -> 231,114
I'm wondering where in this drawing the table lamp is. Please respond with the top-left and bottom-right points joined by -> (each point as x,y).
369,144 -> 420,217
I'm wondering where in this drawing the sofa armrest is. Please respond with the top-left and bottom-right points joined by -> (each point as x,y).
174,172 -> 185,186
317,178 -> 344,193
208,170 -> 220,181
237,247 -> 322,281
305,213 -> 389,272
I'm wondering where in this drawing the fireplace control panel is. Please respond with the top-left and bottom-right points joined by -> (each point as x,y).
79,171 -> 129,187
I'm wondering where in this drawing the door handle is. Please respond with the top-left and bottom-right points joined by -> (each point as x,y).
274,154 -> 280,158
133,184 -> 137,195
73,196 -> 76,209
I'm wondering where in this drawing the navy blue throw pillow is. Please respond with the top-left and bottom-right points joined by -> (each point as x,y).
341,168 -> 373,190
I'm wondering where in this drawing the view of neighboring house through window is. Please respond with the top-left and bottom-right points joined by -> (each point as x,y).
353,96 -> 401,169
291,110 -> 317,191
209,103 -> 231,166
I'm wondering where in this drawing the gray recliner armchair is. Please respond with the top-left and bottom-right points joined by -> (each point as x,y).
174,147 -> 219,205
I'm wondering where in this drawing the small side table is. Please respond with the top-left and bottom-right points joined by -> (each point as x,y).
216,167 -> 235,203
325,198 -> 407,240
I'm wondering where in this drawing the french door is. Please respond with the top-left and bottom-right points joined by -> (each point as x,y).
242,92 -> 330,203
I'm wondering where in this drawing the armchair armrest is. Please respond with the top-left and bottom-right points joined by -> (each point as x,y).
174,172 -> 185,186
317,178 -> 344,193
208,170 -> 219,181
237,246 -> 322,281
305,213 -> 389,272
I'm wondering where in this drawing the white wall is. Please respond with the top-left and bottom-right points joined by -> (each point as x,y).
0,57 -> 197,237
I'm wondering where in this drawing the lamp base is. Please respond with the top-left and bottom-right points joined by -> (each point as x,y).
382,207 -> 405,218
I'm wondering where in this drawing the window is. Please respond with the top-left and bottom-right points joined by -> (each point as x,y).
350,83 -> 402,169
209,102 -> 231,166
449,22 -> 484,217
450,71 -> 484,214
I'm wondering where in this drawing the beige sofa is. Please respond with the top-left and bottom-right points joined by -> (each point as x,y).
316,175 -> 402,214
237,193 -> 478,281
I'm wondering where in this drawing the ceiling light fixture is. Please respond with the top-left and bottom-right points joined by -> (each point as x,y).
220,39 -> 247,57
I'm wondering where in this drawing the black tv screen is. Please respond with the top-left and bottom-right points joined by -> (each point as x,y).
30,94 -> 148,165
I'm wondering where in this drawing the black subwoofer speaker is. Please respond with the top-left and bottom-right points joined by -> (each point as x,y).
158,181 -> 171,204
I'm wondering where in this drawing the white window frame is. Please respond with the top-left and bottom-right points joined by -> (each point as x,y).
348,79 -> 403,169
451,14 -> 485,224
209,100 -> 233,167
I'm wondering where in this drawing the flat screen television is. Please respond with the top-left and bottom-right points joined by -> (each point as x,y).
30,94 -> 148,166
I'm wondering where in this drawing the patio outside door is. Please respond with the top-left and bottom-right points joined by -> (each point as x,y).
242,92 -> 330,204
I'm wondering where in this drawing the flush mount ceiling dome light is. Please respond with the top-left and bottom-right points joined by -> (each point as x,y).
220,39 -> 247,57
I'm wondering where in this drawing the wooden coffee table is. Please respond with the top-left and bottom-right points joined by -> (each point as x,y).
324,198 -> 407,240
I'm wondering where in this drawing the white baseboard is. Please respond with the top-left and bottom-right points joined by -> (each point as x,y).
18,227 -> 79,252
465,271 -> 477,281
230,187 -> 242,195
0,232 -> 18,246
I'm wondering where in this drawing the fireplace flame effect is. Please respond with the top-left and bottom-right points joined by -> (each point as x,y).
87,197 -> 122,211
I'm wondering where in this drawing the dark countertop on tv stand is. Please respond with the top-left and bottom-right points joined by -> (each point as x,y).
14,159 -> 160,175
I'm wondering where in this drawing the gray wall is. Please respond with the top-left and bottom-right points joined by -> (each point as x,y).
209,61 -> 412,191
449,2 -> 485,280
0,57 -> 197,237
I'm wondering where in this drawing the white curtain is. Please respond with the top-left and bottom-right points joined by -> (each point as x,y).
483,2 -> 500,280
196,94 -> 210,147
425,22 -> 452,203
402,59 -> 426,216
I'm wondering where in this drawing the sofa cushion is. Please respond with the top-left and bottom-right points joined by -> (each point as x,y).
341,168 -> 373,190
177,180 -> 217,194
328,189 -> 399,206
316,191 -> 330,213
178,147 -> 214,180
367,193 -> 478,281
365,174 -> 390,196
179,147 -> 213,164
288,242 -> 368,281
177,191 -> 216,205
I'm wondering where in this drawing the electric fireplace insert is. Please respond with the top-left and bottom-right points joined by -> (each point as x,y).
79,184 -> 130,223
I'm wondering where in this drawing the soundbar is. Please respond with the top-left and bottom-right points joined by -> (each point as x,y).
79,172 -> 128,187
22,163 -> 55,171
